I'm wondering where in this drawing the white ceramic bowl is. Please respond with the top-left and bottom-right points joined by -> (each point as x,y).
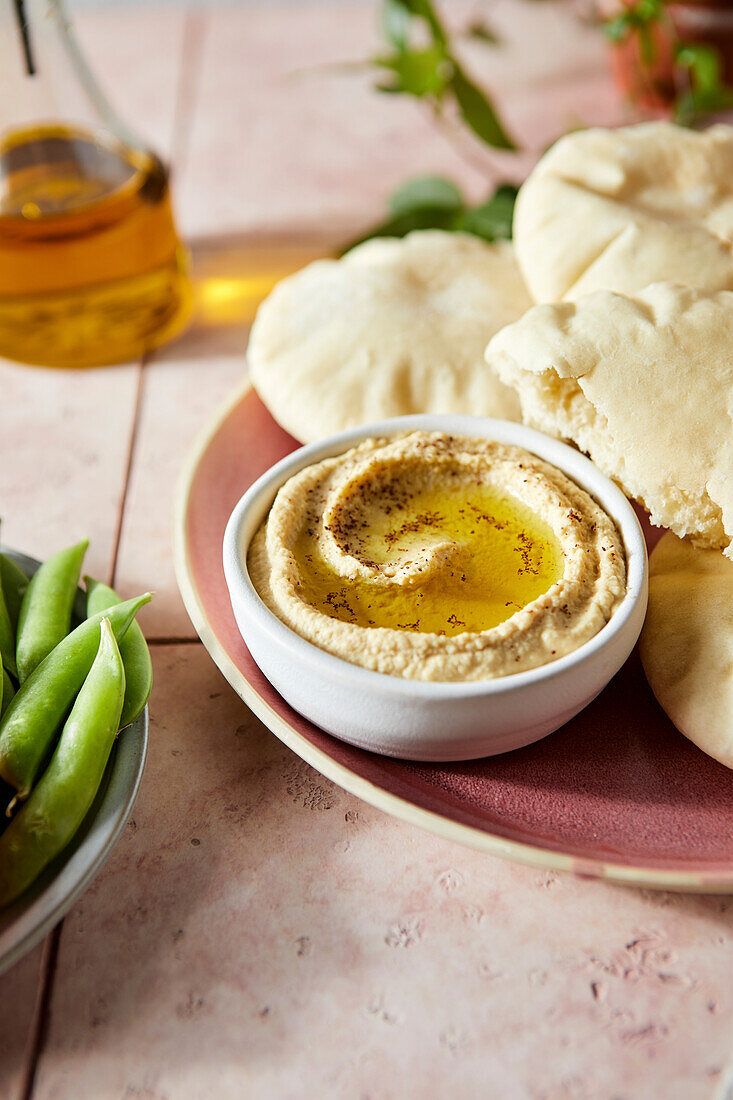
223,415 -> 648,762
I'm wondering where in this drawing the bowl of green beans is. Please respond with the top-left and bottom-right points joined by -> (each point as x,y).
0,544 -> 152,976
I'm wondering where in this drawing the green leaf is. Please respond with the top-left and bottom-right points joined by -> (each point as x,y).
340,206 -> 461,253
465,20 -> 501,45
389,175 -> 464,217
676,42 -> 722,91
341,181 -> 518,252
382,0 -> 411,51
675,83 -> 733,126
457,183 -> 517,241
603,0 -> 664,42
603,15 -> 632,42
637,0 -> 665,20
389,0 -> 447,47
449,66 -> 516,150
674,39 -> 733,124
374,46 -> 452,97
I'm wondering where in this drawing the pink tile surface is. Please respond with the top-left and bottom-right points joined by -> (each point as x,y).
0,3 -> 189,1075
75,6 -> 189,161
178,1 -> 627,241
32,646 -> 733,1100
0,943 -> 44,1100
114,354 -> 245,639
0,361 -> 139,580
0,307 -> 139,1093
1,1 -> 731,1096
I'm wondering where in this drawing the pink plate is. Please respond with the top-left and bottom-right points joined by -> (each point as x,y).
174,382 -> 733,892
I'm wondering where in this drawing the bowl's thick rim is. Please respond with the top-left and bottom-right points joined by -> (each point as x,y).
0,548 -> 149,977
223,412 -> 648,699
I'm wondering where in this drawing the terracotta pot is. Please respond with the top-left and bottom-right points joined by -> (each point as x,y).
602,1 -> 733,112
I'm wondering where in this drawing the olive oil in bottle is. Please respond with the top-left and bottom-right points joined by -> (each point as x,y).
0,124 -> 191,367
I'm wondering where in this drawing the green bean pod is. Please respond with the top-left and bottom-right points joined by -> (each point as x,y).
16,540 -> 88,685
0,618 -> 125,907
1,667 -> 14,718
85,578 -> 152,728
0,554 -> 29,634
0,591 -> 152,801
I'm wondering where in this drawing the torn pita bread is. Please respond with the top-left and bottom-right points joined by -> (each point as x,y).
514,122 -> 733,303
640,533 -> 733,769
486,282 -> 733,558
248,232 -> 528,443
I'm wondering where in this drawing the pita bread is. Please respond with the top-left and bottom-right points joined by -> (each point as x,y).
640,533 -> 733,769
485,282 -> 733,559
248,232 -> 528,443
514,122 -> 733,303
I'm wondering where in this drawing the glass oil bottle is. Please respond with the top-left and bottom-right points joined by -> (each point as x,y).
0,1 -> 191,367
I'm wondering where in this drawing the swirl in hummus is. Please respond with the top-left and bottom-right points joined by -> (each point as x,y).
247,432 -> 627,682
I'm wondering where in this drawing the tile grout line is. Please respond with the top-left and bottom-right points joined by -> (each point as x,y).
17,926 -> 61,1100
169,6 -> 208,183
19,15 -> 211,1086
110,359 -> 147,589
110,0 -> 209,595
18,358 -> 147,1100
113,8 -> 209,646
17,17 -> 209,1092
109,0 -> 206,593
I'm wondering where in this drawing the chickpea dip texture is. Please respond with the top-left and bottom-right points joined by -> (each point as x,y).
247,432 -> 627,682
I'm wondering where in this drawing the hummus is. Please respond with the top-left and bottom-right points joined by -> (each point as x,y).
247,432 -> 627,682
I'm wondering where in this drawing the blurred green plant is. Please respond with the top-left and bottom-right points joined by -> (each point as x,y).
374,0 -> 515,150
603,0 -> 666,64
602,0 -> 733,124
674,42 -> 733,124
343,176 -> 517,252
346,0 -> 517,249
347,0 -> 733,252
